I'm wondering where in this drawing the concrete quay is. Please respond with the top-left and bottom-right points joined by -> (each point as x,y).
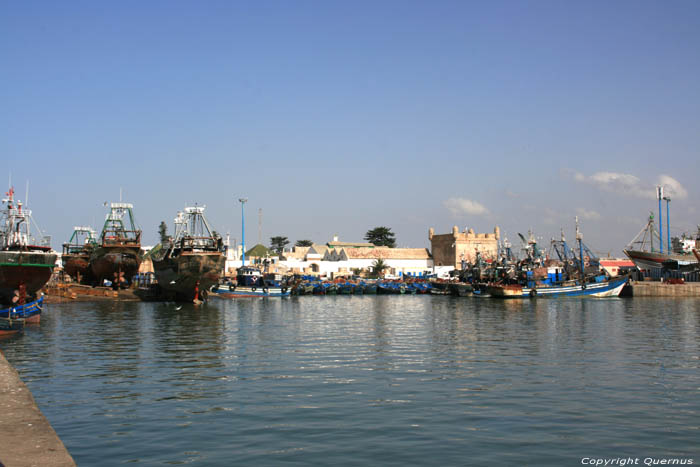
0,351 -> 75,467
628,280 -> 700,297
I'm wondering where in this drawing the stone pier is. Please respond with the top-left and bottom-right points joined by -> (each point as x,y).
628,281 -> 700,297
0,351 -> 75,467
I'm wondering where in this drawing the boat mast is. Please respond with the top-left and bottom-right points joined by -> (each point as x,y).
664,195 -> 671,253
576,217 -> 585,281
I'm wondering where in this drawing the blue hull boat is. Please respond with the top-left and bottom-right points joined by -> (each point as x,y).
0,296 -> 44,323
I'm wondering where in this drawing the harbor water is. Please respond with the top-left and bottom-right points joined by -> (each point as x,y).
1,296 -> 698,466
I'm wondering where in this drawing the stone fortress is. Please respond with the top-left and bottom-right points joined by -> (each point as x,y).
429,225 -> 500,268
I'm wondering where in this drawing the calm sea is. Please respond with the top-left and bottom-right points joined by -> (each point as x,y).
1,296 -> 698,466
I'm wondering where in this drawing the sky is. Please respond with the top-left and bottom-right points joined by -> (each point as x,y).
2,0 -> 699,257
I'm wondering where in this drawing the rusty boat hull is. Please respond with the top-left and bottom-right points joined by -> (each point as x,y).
89,245 -> 142,285
0,250 -> 57,304
62,251 -> 95,284
153,251 -> 225,302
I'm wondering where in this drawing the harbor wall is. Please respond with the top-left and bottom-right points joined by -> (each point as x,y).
0,351 -> 76,467
628,281 -> 700,297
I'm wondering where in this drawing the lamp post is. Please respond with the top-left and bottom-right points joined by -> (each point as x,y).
239,198 -> 248,266
656,186 -> 664,254
663,196 -> 671,253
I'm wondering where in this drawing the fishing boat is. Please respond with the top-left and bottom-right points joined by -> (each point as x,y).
449,282 -> 473,297
0,296 -> 44,324
337,282 -> 355,295
361,282 -> 378,294
428,280 -> 451,295
485,273 -> 629,298
89,202 -> 142,288
623,213 -> 698,270
213,266 -> 291,297
61,226 -> 98,284
0,187 -> 57,305
377,281 -> 405,294
485,219 -> 629,298
151,206 -> 225,303
0,316 -> 24,337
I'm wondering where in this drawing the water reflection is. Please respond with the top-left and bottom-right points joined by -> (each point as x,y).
0,296 -> 698,466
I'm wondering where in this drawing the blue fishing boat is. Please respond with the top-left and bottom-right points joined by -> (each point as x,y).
484,219 -> 629,299
212,267 -> 291,298
361,282 -> 378,294
485,274 -> 629,298
0,296 -> 44,323
0,316 -> 24,336
337,282 -> 354,295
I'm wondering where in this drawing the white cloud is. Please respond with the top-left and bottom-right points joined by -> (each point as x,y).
576,207 -> 601,220
658,175 -> 688,200
444,198 -> 489,217
570,171 -> 688,200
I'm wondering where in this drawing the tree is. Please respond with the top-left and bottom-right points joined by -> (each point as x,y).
365,226 -> 396,248
371,259 -> 389,278
158,221 -> 168,242
295,239 -> 313,247
270,236 -> 290,255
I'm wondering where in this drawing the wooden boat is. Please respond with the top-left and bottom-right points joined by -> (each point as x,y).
0,316 -> 24,337
90,202 -> 142,288
0,187 -> 57,305
212,267 -> 291,298
449,282 -> 473,297
485,275 -> 629,298
337,282 -> 354,295
362,282 -> 378,294
151,207 -> 225,303
0,296 -> 44,324
428,280 -> 451,295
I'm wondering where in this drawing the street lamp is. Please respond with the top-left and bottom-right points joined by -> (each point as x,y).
239,198 -> 248,266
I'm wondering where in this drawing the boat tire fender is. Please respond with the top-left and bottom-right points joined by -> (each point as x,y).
529,289 -> 537,298
281,287 -> 288,294
251,287 -> 256,292
262,287 -> 268,294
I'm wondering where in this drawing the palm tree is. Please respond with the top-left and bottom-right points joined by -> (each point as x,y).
371,259 -> 389,278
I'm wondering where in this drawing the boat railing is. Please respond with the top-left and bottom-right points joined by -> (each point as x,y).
102,229 -> 141,246
177,236 -> 221,251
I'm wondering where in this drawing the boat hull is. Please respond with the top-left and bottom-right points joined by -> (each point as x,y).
487,276 -> 629,298
153,251 -> 225,302
62,252 -> 93,284
485,284 -> 524,297
213,284 -> 290,298
90,246 -> 142,285
449,283 -> 473,296
0,251 -> 56,304
623,249 -> 698,270
0,317 -> 24,336
0,296 -> 44,324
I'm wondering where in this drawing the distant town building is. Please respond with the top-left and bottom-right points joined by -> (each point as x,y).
429,225 -> 500,268
277,236 -> 432,277
323,247 -> 432,277
599,259 -> 636,277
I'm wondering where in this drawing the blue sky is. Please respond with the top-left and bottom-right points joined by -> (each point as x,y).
2,1 -> 699,256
